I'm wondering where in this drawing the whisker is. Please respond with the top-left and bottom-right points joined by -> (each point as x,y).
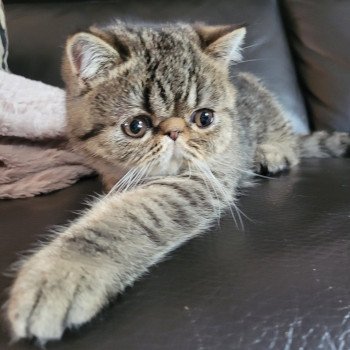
116,167 -> 139,192
239,58 -> 269,63
190,162 -> 222,221
125,164 -> 149,191
106,160 -> 156,197
192,161 -> 226,225
197,171 -> 222,224
191,158 -> 249,230
190,158 -> 259,227
241,42 -> 261,50
105,167 -> 136,197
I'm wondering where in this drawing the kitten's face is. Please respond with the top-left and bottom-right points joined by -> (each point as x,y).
63,23 -> 246,178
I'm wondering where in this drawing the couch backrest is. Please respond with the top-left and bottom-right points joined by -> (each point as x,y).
4,0 -> 348,133
281,0 -> 350,132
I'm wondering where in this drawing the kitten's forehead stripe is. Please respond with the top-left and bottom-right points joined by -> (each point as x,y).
155,79 -> 169,107
143,84 -> 153,115
128,27 -> 203,119
112,36 -> 130,61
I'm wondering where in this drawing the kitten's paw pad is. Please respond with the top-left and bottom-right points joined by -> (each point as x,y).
255,144 -> 290,176
6,252 -> 111,343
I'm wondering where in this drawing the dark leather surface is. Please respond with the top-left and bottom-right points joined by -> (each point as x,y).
3,0 -> 309,132
1,159 -> 350,349
281,0 -> 350,132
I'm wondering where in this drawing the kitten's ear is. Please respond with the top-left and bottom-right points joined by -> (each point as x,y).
65,31 -> 120,82
193,24 -> 246,64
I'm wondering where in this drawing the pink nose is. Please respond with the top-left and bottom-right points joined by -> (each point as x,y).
158,118 -> 185,141
167,130 -> 179,141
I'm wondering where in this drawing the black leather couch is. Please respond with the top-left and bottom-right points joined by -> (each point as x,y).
1,1 -> 350,349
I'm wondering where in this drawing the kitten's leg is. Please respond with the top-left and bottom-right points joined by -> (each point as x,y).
254,113 -> 300,176
5,176 -> 227,343
233,72 -> 300,176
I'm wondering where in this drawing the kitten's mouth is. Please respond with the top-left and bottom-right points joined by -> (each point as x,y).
153,139 -> 185,176
172,142 -> 183,158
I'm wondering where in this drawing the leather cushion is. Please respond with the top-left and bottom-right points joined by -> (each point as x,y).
1,159 -> 350,349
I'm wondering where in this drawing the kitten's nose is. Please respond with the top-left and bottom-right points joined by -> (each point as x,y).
159,118 -> 185,141
168,131 -> 179,141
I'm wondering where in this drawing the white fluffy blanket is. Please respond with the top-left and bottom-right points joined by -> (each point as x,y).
0,70 -> 94,199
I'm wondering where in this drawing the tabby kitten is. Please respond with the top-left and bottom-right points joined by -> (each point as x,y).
5,21 -> 350,344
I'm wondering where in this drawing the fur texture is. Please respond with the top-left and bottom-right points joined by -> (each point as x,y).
4,21 -> 350,344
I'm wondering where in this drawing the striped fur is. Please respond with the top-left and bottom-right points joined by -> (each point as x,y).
5,21 -> 350,343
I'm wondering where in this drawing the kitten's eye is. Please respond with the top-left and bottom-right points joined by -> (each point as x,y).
122,116 -> 152,138
191,109 -> 214,128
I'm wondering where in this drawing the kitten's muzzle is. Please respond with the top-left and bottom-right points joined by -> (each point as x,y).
159,118 -> 185,141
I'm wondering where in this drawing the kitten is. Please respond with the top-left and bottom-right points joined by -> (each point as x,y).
5,21 -> 350,344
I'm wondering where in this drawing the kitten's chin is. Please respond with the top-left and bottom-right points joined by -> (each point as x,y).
151,140 -> 186,176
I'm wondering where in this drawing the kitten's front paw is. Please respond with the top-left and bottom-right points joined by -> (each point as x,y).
6,247 -> 113,344
254,144 -> 297,176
